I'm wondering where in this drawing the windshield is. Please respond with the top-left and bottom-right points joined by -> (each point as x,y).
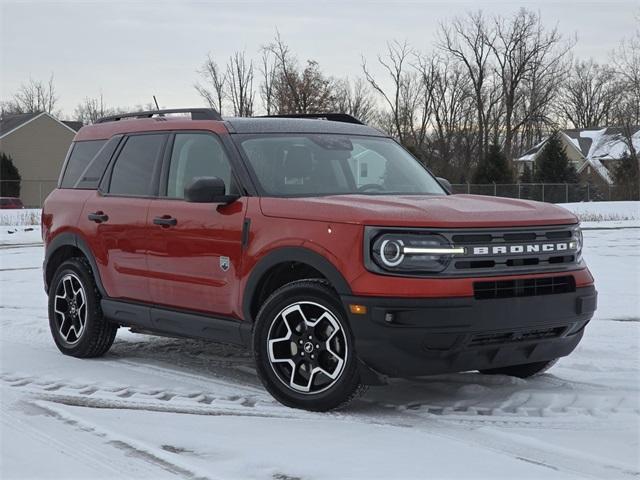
237,134 -> 446,197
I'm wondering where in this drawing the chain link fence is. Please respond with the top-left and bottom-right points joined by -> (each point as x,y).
0,180 -> 634,208
451,183 -> 633,203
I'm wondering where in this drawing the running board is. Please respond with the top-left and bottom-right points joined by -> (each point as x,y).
101,299 -> 248,347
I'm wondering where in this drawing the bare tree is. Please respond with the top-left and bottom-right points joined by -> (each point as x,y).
266,33 -> 336,114
2,75 -> 58,115
195,54 -> 227,115
561,59 -> 617,128
425,55 -> 476,179
611,21 -> 640,197
227,51 -> 255,117
438,11 -> 497,160
333,78 -> 377,123
259,49 -> 278,115
490,9 -> 569,159
362,41 -> 430,148
74,93 -> 114,124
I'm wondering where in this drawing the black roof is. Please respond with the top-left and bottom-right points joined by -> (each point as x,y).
62,120 -> 84,132
223,117 -> 386,137
0,112 -> 40,136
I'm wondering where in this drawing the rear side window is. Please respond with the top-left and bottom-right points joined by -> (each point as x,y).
60,140 -> 106,188
108,134 -> 166,196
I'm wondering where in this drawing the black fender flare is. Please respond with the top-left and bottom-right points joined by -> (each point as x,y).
242,246 -> 352,323
44,232 -> 107,296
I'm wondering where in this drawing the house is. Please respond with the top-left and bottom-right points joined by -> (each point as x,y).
0,112 -> 80,207
514,127 -> 640,190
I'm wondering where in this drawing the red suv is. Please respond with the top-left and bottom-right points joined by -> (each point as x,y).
42,109 -> 597,411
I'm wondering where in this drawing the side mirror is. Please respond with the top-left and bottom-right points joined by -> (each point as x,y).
437,177 -> 452,194
184,177 -> 239,204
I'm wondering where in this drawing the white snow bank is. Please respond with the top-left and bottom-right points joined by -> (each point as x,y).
0,208 -> 41,226
559,201 -> 640,222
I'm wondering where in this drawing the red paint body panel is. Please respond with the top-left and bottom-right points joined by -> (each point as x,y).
146,197 -> 247,317
80,193 -> 151,301
259,194 -> 578,228
74,119 -> 228,141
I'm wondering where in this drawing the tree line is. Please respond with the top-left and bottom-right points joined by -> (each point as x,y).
1,8 -> 638,195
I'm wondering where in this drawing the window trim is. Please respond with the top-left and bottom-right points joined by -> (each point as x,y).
157,130 -> 247,200
100,132 -> 169,199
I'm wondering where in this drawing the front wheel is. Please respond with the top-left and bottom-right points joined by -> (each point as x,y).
253,280 -> 364,411
479,359 -> 558,378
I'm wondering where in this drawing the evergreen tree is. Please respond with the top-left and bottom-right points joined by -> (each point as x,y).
613,152 -> 639,200
0,152 -> 21,198
472,144 -> 514,184
519,163 -> 533,183
534,132 -> 578,183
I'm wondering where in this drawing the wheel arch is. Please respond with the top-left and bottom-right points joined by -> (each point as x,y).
242,247 -> 352,323
44,232 -> 106,296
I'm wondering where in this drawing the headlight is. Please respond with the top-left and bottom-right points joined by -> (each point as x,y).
574,226 -> 583,260
371,232 -> 465,273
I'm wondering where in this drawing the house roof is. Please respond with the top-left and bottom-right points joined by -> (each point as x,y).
0,112 -> 40,137
0,112 -> 78,139
515,126 -> 640,185
62,120 -> 83,132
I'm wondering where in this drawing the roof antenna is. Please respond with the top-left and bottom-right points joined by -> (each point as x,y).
153,95 -> 160,111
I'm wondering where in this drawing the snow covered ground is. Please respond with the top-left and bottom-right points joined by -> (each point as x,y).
1,202 -> 638,479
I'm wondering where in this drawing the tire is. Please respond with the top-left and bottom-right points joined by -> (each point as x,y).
48,257 -> 117,358
253,279 -> 365,411
479,359 -> 558,378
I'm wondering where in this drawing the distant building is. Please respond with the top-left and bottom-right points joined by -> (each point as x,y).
514,127 -> 640,189
0,112 -> 80,207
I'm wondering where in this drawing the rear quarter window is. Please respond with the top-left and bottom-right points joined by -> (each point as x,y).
60,139 -> 108,188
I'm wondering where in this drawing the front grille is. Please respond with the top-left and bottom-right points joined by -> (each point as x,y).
442,225 -> 580,276
469,326 -> 566,347
474,275 -> 576,300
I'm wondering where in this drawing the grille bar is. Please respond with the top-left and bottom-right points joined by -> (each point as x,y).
474,275 -> 576,300
469,326 -> 566,346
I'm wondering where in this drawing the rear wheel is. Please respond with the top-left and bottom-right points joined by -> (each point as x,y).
480,359 -> 558,378
48,257 -> 117,358
253,280 -> 364,411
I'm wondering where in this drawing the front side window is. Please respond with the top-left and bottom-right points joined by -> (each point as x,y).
166,133 -> 233,198
238,134 -> 446,197
109,134 -> 165,196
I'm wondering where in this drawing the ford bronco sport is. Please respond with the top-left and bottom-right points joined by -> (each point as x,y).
42,108 -> 597,411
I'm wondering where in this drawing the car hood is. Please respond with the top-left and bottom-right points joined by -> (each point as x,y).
259,194 -> 578,228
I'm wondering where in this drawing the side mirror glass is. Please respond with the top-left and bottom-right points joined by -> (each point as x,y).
437,177 -> 452,194
184,177 -> 238,204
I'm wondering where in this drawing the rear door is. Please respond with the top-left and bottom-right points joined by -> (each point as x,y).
79,133 -> 167,302
146,131 -> 247,317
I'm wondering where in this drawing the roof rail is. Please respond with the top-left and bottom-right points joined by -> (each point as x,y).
95,108 -> 222,124
260,113 -> 364,125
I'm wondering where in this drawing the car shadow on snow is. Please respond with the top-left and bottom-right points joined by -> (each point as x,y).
106,333 -> 591,416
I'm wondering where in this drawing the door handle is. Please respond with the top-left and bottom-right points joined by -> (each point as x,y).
153,215 -> 177,227
88,211 -> 109,223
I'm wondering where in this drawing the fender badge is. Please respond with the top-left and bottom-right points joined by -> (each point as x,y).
219,256 -> 230,272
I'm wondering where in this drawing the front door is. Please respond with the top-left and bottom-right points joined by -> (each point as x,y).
146,132 -> 246,318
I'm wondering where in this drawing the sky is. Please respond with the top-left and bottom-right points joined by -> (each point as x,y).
1,0 -> 639,118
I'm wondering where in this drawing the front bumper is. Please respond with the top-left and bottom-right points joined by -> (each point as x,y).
342,286 -> 597,379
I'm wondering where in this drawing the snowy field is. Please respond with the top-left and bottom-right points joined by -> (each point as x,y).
0,202 -> 638,479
